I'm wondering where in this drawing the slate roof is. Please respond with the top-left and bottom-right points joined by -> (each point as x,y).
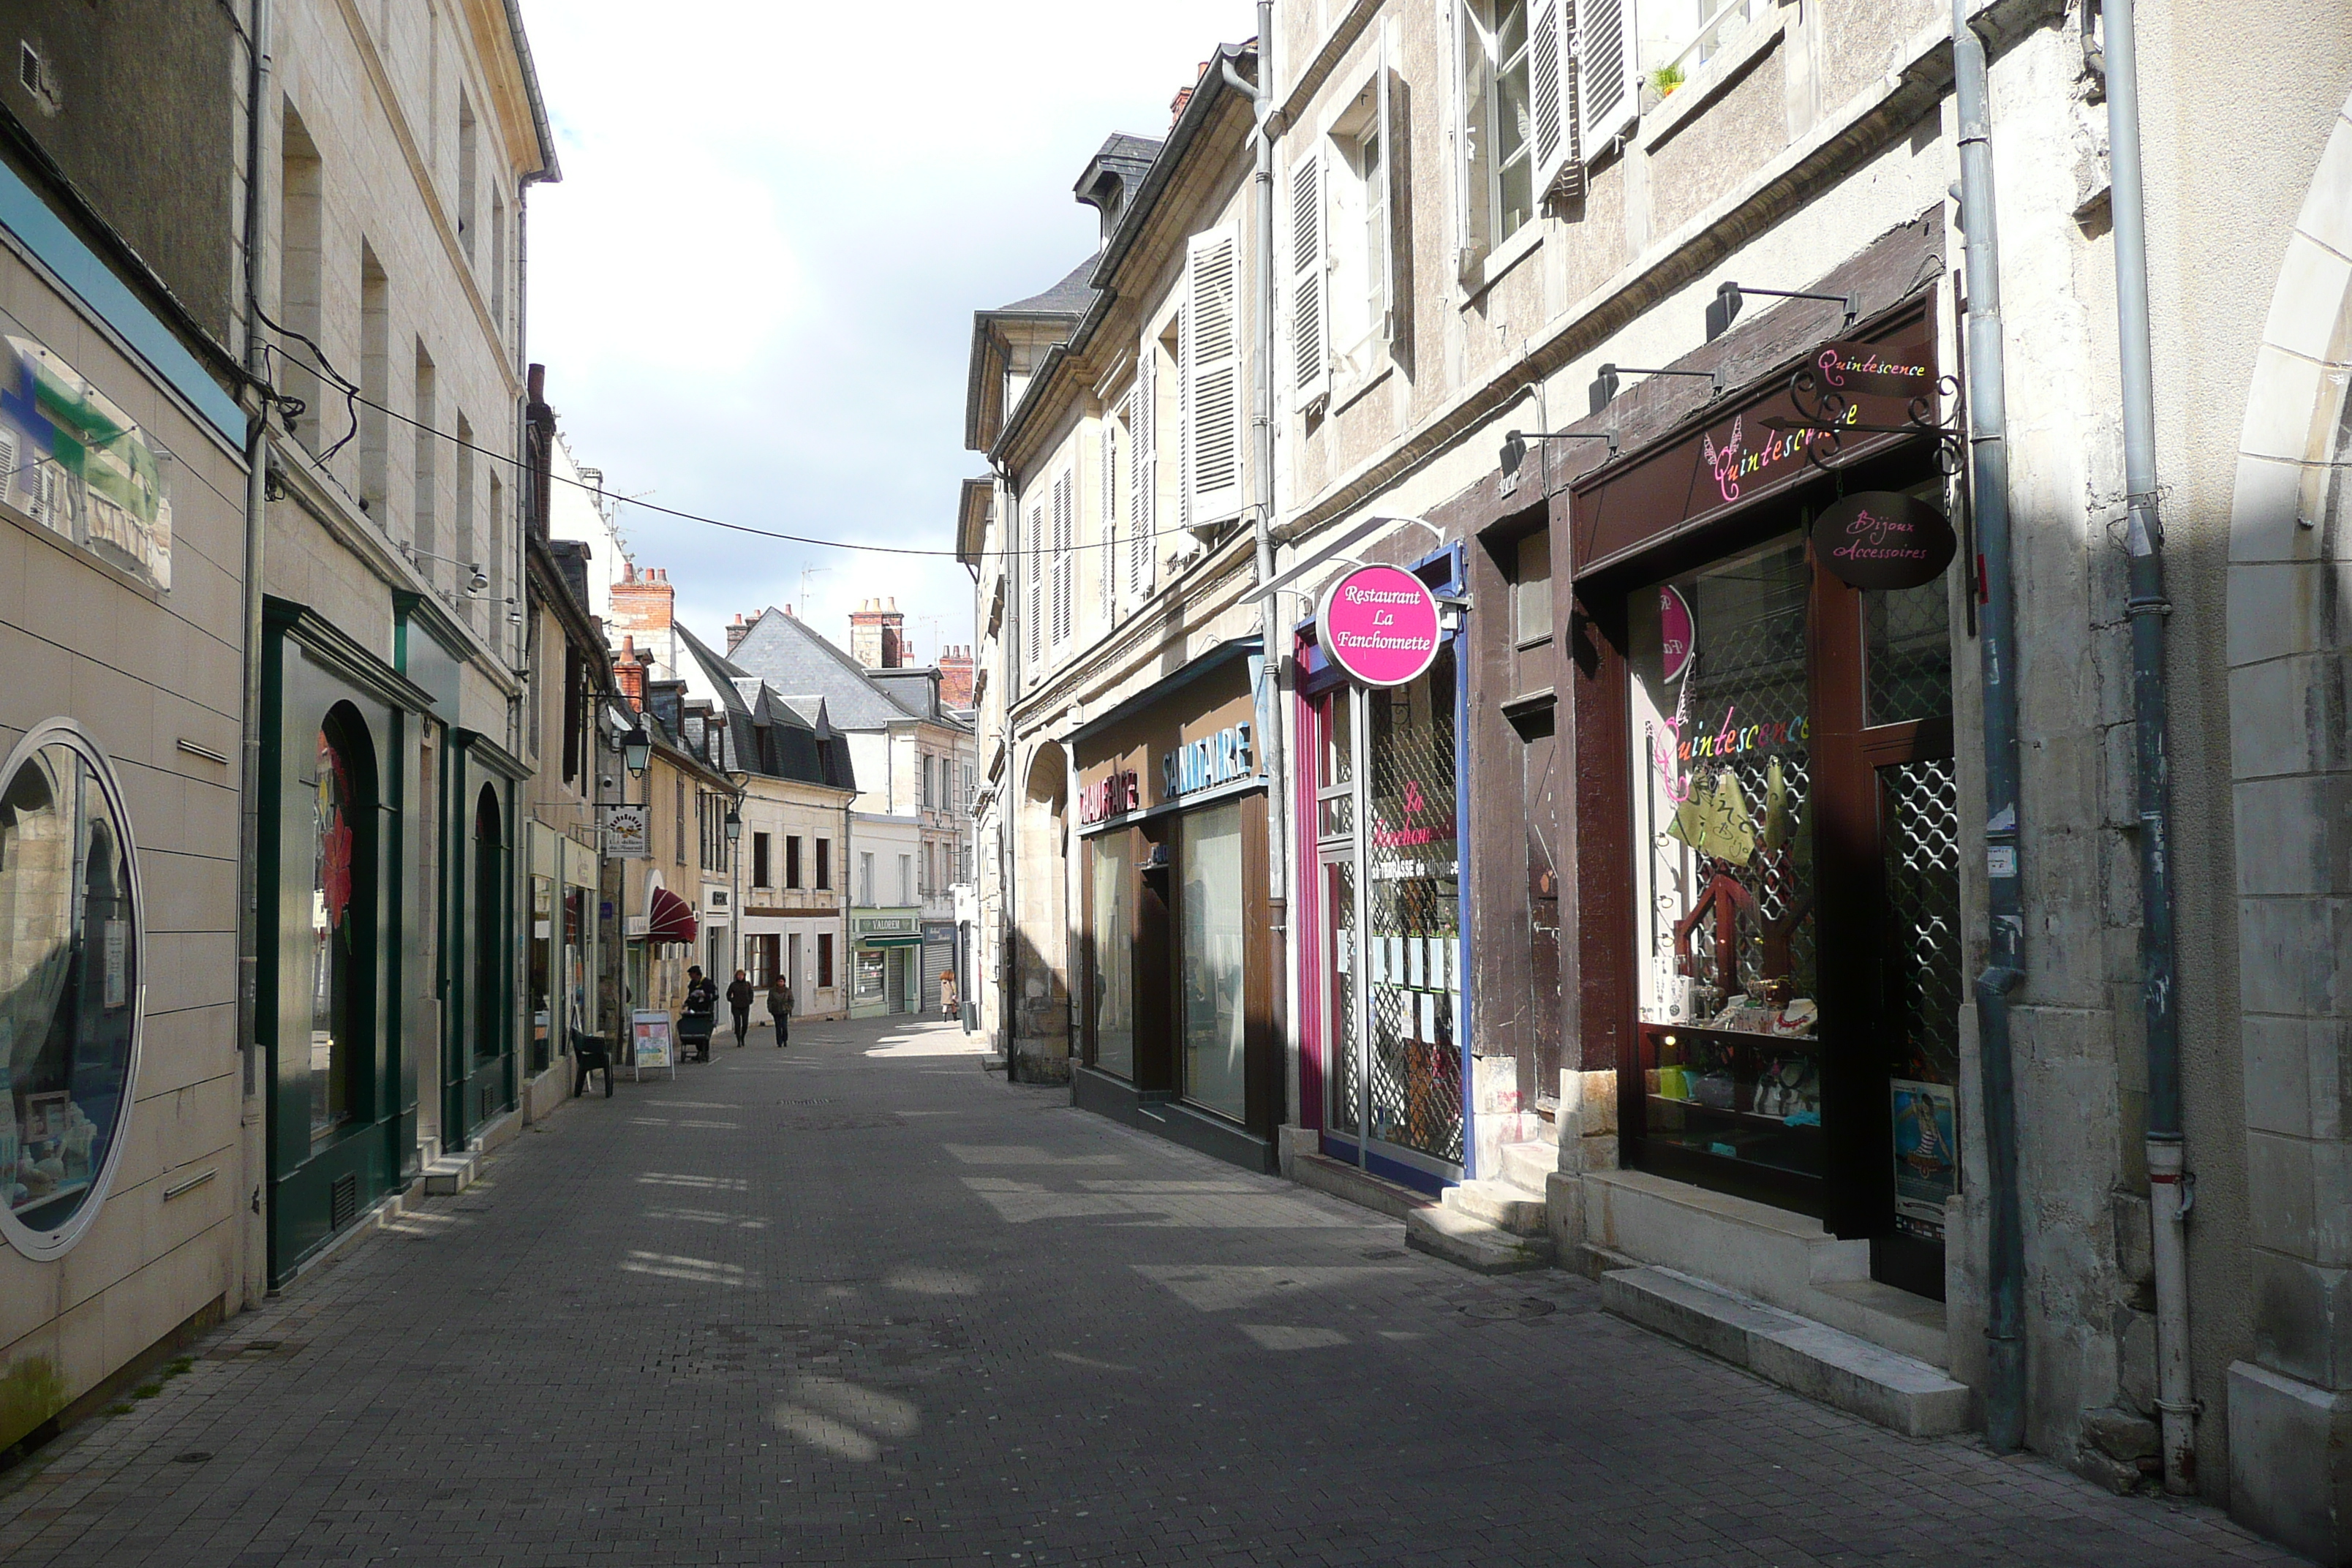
672,622 -> 851,790
726,608 -> 943,734
994,252 -> 1101,318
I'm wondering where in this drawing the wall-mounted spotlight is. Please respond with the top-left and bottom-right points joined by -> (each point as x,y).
1706,280 -> 1861,342
1590,362 -> 1723,415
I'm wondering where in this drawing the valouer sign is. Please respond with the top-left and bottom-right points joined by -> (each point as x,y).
1318,564 -> 1441,687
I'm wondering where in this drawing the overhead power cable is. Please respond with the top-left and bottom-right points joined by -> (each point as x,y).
261,324 -> 1213,562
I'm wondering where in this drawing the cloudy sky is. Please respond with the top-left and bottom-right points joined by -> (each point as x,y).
516,0 -> 1255,670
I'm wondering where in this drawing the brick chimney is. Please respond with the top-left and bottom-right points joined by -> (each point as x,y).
937,644 -> 976,709
614,636 -> 647,711
850,597 -> 905,669
610,563 -> 675,644
726,611 -> 751,654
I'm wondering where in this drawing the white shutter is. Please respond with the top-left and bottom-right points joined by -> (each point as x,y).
1449,0 -> 1477,273
1051,470 -> 1073,647
1576,0 -> 1637,154
1129,350 -> 1153,596
1100,419 -> 1117,619
1289,148 -> 1330,406
1528,0 -> 1573,196
1025,502 -> 1044,668
1375,33 -> 1406,348
1183,225 -> 1244,525
1176,303 -> 1193,533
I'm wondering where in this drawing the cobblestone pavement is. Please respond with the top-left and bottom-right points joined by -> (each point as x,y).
0,1014 -> 2302,1567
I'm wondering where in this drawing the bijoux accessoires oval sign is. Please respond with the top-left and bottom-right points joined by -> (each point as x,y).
1812,491 -> 1957,590
1318,563 -> 1441,687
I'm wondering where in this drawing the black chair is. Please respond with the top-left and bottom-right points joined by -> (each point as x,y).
570,1029 -> 614,1097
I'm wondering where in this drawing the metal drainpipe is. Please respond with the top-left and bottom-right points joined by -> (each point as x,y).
994,459 -> 1020,1078
1224,7 -> 1292,1114
2101,0 -> 2195,1493
235,0 -> 274,1309
1953,0 -> 2029,1455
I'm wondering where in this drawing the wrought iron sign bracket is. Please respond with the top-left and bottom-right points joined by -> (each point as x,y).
1754,367 -> 1967,478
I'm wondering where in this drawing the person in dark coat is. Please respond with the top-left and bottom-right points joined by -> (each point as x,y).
680,967 -> 717,1062
766,974 -> 792,1048
726,970 -> 755,1047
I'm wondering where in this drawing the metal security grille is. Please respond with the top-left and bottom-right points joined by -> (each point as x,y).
1883,756 -> 1961,1084
1362,651 -> 1462,1166
1325,856 -> 1360,1135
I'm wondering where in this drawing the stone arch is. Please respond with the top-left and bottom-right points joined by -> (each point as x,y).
1011,740 -> 1071,1080
2222,96 -> 2352,1559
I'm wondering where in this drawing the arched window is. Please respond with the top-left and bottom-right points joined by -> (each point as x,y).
474,786 -> 505,1065
309,707 -> 372,1142
0,721 -> 143,1258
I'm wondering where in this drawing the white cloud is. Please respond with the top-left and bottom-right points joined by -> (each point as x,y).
516,0 -> 1256,662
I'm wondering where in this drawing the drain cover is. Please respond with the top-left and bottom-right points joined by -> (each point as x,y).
1460,1297 -> 1558,1322
173,1452 -> 212,1464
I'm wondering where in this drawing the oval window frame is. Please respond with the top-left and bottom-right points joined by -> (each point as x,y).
0,717 -> 146,1262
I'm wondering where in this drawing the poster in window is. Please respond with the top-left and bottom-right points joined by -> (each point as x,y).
1890,1079 -> 1959,1235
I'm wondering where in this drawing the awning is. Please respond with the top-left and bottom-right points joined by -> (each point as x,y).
647,886 -> 698,946
859,934 -> 924,949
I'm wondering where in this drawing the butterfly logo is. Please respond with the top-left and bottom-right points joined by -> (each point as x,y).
1700,413 -> 1746,503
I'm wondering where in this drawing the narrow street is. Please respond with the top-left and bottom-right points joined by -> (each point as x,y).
0,1017 -> 2293,1568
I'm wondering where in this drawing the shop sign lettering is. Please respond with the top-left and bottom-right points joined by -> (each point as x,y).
1078,770 -> 1138,825
1659,586 -> 1695,685
1372,777 -> 1453,850
1811,492 -> 1956,590
1701,411 -> 1852,506
1162,724 -> 1254,799
1814,341 -> 1937,396
1317,564 -> 1442,687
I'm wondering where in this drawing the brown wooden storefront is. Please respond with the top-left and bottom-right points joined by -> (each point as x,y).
1068,640 -> 1283,1173
1561,295 -> 1969,1300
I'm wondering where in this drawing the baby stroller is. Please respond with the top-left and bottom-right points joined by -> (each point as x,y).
678,988 -> 717,1063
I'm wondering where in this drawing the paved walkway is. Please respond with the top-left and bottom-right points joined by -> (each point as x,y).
0,1014 -> 2299,1567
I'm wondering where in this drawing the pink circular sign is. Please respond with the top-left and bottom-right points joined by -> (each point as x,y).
1318,564 -> 1441,688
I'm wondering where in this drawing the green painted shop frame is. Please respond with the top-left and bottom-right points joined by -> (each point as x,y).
445,727 -> 525,1147
260,600 -> 432,1284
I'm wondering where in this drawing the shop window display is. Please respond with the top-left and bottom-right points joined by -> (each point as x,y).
0,724 -> 139,1251
310,724 -> 362,1141
1628,540 -> 1821,1186
1178,801 -> 1246,1121
1089,837 -> 1134,1079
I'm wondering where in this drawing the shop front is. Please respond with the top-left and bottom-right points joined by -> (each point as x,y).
851,912 -> 921,1018
1566,302 -> 1966,1300
1069,640 -> 1281,1174
1293,551 -> 1471,1195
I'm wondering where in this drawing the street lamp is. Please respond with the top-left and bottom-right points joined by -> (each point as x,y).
723,805 -> 743,845
622,725 -> 650,778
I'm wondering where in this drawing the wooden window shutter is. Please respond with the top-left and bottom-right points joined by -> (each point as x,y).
1129,352 -> 1153,596
1183,225 -> 1244,524
1289,149 -> 1330,406
1575,0 -> 1637,154
1377,28 -> 1415,358
1527,0 -> 1574,197
1025,502 -> 1044,668
1101,420 -> 1117,619
1051,470 -> 1073,647
1176,302 -> 1193,532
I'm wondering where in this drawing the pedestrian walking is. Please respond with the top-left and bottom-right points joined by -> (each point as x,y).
767,973 -> 792,1048
938,969 -> 958,1024
726,969 -> 755,1047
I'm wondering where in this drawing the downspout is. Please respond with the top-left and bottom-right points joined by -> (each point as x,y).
2101,0 -> 2195,1493
1953,0 -> 2029,1455
235,0 -> 274,1311
1224,10 -> 1293,1116
994,457 -> 1020,1077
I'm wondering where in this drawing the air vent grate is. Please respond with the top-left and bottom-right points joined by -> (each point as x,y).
329,1172 -> 358,1232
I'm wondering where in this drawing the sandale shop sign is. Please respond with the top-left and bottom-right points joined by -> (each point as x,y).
1317,564 -> 1441,687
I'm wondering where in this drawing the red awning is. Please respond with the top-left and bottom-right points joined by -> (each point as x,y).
647,886 -> 698,946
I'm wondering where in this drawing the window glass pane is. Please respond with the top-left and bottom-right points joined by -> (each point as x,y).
310,728 -> 358,1140
1090,837 -> 1134,1079
1179,802 -> 1247,1121
1864,578 -> 1953,727
1627,539 -> 1820,1184
1514,530 -> 1551,644
1,738 -> 137,1234
529,875 -> 552,1066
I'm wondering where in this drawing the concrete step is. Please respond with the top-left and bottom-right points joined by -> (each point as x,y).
1601,1265 -> 1971,1439
1443,1177 -> 1548,1236
421,1153 -> 478,1196
1407,1204 -> 1556,1275
1498,1140 -> 1557,1199
1292,1151 -> 1435,1221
